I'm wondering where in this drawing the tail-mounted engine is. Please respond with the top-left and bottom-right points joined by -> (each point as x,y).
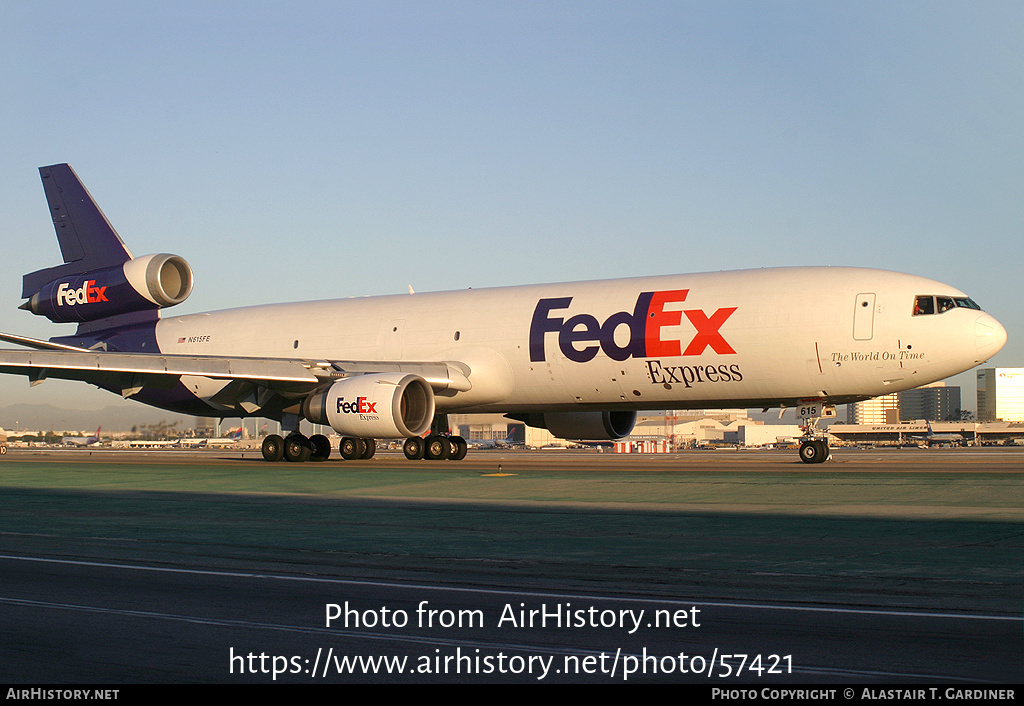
22,253 -> 193,324
302,373 -> 435,438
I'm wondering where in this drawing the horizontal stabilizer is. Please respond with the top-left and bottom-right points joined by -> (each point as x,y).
0,331 -> 93,352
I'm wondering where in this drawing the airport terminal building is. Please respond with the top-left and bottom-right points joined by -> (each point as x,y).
826,420 -> 1024,446
847,383 -> 962,424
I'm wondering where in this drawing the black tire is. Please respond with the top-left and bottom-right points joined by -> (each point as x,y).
309,434 -> 331,462
816,439 -> 830,462
799,441 -> 818,464
283,434 -> 312,463
449,436 -> 468,461
262,434 -> 285,462
403,437 -> 425,460
424,435 -> 450,460
360,438 -> 376,459
339,437 -> 366,460
799,440 -> 828,464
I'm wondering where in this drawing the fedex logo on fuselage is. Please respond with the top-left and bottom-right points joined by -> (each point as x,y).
336,397 -> 378,415
529,289 -> 737,363
56,280 -> 108,307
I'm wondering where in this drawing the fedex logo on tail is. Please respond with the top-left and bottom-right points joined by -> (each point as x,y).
529,290 -> 737,363
56,280 -> 108,306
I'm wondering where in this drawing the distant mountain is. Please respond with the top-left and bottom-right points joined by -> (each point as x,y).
0,403 -> 196,433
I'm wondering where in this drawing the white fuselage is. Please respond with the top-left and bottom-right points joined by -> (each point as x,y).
154,266 -> 1005,414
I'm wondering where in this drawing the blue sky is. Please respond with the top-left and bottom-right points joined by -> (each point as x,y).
0,1 -> 1020,416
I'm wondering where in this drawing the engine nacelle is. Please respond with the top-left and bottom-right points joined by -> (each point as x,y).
510,411 -> 637,441
24,253 -> 193,324
302,373 -> 435,438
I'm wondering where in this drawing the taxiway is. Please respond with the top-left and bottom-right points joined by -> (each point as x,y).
0,447 -> 1020,683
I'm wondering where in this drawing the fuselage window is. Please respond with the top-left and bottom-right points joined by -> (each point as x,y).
913,295 -> 934,316
937,296 -> 955,313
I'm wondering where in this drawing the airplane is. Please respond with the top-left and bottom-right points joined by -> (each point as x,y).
466,428 -> 522,449
907,420 -> 966,446
197,433 -> 242,448
0,164 -> 1007,464
184,428 -> 244,447
62,426 -> 101,447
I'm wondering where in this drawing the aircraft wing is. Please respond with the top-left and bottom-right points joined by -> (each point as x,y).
0,336 -> 472,404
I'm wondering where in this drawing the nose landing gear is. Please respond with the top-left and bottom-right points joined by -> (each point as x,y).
796,403 -> 836,464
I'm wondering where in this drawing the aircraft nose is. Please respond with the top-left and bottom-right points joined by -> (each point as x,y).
975,313 -> 1007,361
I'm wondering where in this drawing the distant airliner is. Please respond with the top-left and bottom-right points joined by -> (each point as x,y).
62,427 -> 101,447
908,421 -> 967,446
466,428 -> 523,449
0,165 -> 1007,464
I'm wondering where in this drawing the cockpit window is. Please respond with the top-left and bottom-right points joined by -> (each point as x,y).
914,294 -> 983,315
954,297 -> 981,310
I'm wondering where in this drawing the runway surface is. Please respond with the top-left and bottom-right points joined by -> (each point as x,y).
0,447 -> 1021,683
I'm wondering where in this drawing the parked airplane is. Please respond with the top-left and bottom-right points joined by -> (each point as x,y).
178,428 -> 244,447
62,427 -> 101,447
0,165 -> 1007,464
466,428 -> 522,449
908,420 -> 967,446
193,434 -> 242,448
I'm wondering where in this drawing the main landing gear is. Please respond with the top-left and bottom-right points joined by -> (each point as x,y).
260,432 -> 468,462
403,435 -> 468,461
260,413 -> 468,463
338,436 -> 376,460
261,433 -> 375,462
261,433 -> 336,462
401,413 -> 467,461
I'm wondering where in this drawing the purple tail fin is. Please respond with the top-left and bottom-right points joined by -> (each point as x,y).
22,164 -> 133,298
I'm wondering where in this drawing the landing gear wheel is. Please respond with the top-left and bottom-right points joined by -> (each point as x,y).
799,439 -> 829,464
339,437 -> 366,460
261,434 -> 285,462
309,434 -> 331,462
360,438 -> 376,459
284,434 -> 312,463
424,435 -> 451,460
818,439 -> 830,462
403,437 -> 425,460
449,436 -> 468,461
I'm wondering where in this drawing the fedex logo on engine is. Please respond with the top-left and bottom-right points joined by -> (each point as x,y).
529,290 -> 737,363
336,397 -> 378,415
56,280 -> 108,307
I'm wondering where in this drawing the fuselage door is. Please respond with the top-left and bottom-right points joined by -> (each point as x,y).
853,293 -> 876,341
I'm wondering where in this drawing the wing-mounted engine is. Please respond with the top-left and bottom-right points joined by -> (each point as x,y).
302,373 -> 435,438
22,253 -> 194,324
509,411 -> 637,440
